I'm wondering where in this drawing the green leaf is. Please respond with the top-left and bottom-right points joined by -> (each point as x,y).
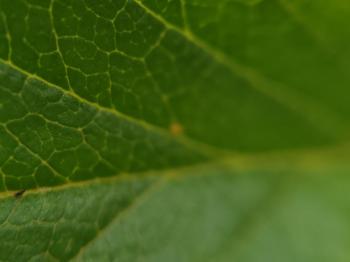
0,0 -> 349,260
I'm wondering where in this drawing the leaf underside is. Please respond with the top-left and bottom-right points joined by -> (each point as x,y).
0,0 -> 350,261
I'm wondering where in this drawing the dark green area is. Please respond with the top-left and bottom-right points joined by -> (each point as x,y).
0,63 -> 205,190
1,0 -> 347,151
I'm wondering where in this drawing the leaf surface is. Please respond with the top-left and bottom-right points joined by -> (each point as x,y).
0,0 -> 349,261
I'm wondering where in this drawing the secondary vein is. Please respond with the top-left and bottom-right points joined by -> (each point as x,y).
0,59 -> 228,159
133,0 -> 347,137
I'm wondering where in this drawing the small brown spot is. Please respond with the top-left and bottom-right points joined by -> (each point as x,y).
14,189 -> 26,198
170,122 -> 184,136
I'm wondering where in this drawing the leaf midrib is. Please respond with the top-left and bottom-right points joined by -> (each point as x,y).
0,138 -> 348,198
1,55 -> 349,196
1,144 -> 348,260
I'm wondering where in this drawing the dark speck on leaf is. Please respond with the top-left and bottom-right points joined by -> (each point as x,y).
14,189 -> 26,198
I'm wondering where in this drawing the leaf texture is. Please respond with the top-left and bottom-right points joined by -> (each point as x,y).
0,0 -> 350,261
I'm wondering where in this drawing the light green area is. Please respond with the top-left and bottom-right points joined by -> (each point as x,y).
1,164 -> 350,261
0,0 -> 350,261
78,166 -> 350,262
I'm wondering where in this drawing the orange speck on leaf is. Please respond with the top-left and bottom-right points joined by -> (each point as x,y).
170,122 -> 184,136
